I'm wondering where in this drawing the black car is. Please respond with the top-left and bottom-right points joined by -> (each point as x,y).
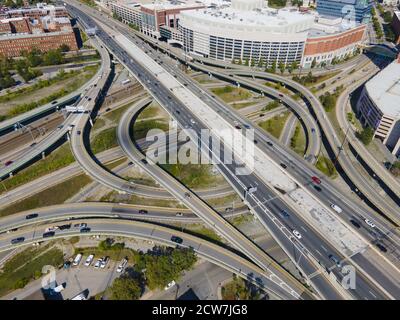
141,159 -> 148,164
58,224 -> 71,230
349,219 -> 361,229
26,213 -> 38,220
139,209 -> 148,214
376,243 -> 387,253
171,236 -> 183,244
280,163 -> 287,169
80,227 -> 91,233
280,210 -> 290,218
313,185 -> 322,192
11,237 -> 25,244
267,141 -> 273,147
42,231 -> 55,238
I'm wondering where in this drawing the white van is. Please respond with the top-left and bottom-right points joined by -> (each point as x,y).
72,253 -> 82,266
84,254 -> 94,267
330,204 -> 343,214
116,258 -> 128,273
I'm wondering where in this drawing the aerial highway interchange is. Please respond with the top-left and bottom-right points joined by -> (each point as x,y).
0,0 -> 399,302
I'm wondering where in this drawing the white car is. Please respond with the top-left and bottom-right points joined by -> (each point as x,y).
330,204 -> 343,214
116,258 -> 128,273
365,219 -> 376,228
164,280 -> 176,291
100,257 -> 109,269
84,254 -> 94,267
292,230 -> 302,239
94,259 -> 102,269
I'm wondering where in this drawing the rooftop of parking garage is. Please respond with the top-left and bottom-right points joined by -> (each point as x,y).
365,58 -> 400,118
180,6 -> 315,30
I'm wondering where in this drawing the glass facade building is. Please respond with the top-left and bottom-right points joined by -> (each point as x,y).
316,0 -> 373,23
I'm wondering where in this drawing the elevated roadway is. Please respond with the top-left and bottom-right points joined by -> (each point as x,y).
0,218 -> 300,300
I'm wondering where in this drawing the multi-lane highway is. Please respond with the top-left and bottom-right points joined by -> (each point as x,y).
0,218 -> 297,300
65,1 -> 400,300
67,3 -> 321,300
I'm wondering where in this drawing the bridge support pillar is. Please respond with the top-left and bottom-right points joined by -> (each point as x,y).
89,118 -> 94,127
9,172 -> 13,178
42,151 -> 46,160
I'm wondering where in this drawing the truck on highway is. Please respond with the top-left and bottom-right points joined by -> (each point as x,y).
121,79 -> 131,85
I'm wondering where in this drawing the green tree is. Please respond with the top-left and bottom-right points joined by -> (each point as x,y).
320,92 -> 336,112
278,61 -> 285,74
356,126 -> 374,145
59,44 -> 70,52
25,48 -> 43,67
311,58 -> 317,68
43,49 -> 64,66
109,276 -> 142,300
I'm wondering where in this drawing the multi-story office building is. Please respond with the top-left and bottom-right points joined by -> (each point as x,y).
109,0 -> 366,68
178,0 -> 366,67
108,1 -> 142,27
357,58 -> 400,157
391,11 -> 400,44
316,0 -> 373,23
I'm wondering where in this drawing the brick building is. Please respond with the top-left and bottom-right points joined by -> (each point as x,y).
302,23 -> 366,67
0,5 -> 78,58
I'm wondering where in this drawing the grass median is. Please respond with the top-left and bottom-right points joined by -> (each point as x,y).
0,245 -> 64,297
211,85 -> 252,103
258,111 -> 290,139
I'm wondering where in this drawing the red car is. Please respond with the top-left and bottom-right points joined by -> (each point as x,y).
4,160 -> 13,166
311,176 -> 321,185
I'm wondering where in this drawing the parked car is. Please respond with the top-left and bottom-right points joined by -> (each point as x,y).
164,280 -> 176,291
84,254 -> 95,267
94,258 -> 102,269
116,258 -> 128,273
100,256 -> 109,269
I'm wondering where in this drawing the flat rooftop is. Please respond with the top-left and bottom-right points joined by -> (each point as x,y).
182,6 -> 314,30
366,59 -> 400,119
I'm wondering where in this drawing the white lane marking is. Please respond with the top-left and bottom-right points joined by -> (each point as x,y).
320,245 -> 328,252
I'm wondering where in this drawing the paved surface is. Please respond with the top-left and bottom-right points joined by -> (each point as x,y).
65,1 -> 400,300
0,218 -> 305,300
